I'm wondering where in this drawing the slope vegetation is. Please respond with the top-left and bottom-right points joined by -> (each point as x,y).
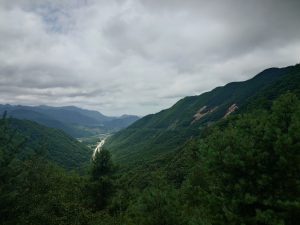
105,64 -> 300,164
6,118 -> 92,170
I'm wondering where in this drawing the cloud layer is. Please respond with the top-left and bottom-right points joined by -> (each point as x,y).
0,0 -> 299,115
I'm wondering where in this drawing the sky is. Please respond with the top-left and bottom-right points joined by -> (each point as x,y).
0,0 -> 299,116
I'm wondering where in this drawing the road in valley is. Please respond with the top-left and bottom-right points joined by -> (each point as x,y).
92,138 -> 107,159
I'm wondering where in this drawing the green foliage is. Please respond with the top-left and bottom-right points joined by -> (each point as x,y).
91,149 -> 114,180
8,118 -> 92,170
242,64 -> 300,112
0,115 -> 116,225
88,177 -> 115,211
14,158 -> 90,225
106,65 -> 299,165
1,64 -> 300,225
0,114 -> 25,224
165,139 -> 200,186
87,149 -> 116,210
189,93 -> 300,225
127,186 -> 184,225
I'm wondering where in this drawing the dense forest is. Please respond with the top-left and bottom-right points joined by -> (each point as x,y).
1,91 -> 299,225
1,0 -> 299,223
105,65 -> 300,165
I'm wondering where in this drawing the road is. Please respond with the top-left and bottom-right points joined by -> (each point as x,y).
92,138 -> 106,159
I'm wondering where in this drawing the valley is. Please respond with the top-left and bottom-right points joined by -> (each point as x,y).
77,133 -> 110,150
0,105 -> 139,138
1,0 -> 300,224
1,64 -> 299,225
78,133 -> 110,159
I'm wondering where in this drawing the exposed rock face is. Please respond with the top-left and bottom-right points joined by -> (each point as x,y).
224,103 -> 238,118
192,106 -> 217,124
193,106 -> 207,121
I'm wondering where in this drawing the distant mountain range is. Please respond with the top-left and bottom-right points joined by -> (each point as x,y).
0,105 -> 139,138
105,64 -> 300,164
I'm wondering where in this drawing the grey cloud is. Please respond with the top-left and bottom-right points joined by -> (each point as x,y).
0,0 -> 299,116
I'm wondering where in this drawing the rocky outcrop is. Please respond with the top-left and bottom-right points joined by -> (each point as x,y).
224,103 -> 238,118
192,106 -> 218,124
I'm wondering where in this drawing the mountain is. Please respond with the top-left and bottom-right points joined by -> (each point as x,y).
104,114 -> 140,129
0,105 -> 139,138
104,64 -> 300,164
2,118 -> 92,170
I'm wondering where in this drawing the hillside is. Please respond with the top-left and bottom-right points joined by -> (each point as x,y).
0,105 -> 139,138
4,118 -> 92,170
105,64 -> 300,164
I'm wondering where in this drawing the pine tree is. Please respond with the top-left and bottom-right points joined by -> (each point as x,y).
191,93 -> 300,225
88,148 -> 115,210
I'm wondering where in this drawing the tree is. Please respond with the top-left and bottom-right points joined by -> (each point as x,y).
0,114 -> 26,224
91,148 -> 114,180
128,186 -> 184,225
0,115 -> 93,225
88,148 -> 115,210
191,93 -> 300,225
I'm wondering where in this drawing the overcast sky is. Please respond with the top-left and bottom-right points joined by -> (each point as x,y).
0,0 -> 299,116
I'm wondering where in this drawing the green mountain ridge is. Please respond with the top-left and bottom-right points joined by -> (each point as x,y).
6,118 -> 92,170
0,105 -> 139,138
1,64 -> 299,225
105,64 -> 300,164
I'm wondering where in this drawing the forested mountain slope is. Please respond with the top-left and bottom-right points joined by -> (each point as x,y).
1,67 -> 299,225
4,118 -> 92,170
105,64 -> 300,164
1,92 -> 299,225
